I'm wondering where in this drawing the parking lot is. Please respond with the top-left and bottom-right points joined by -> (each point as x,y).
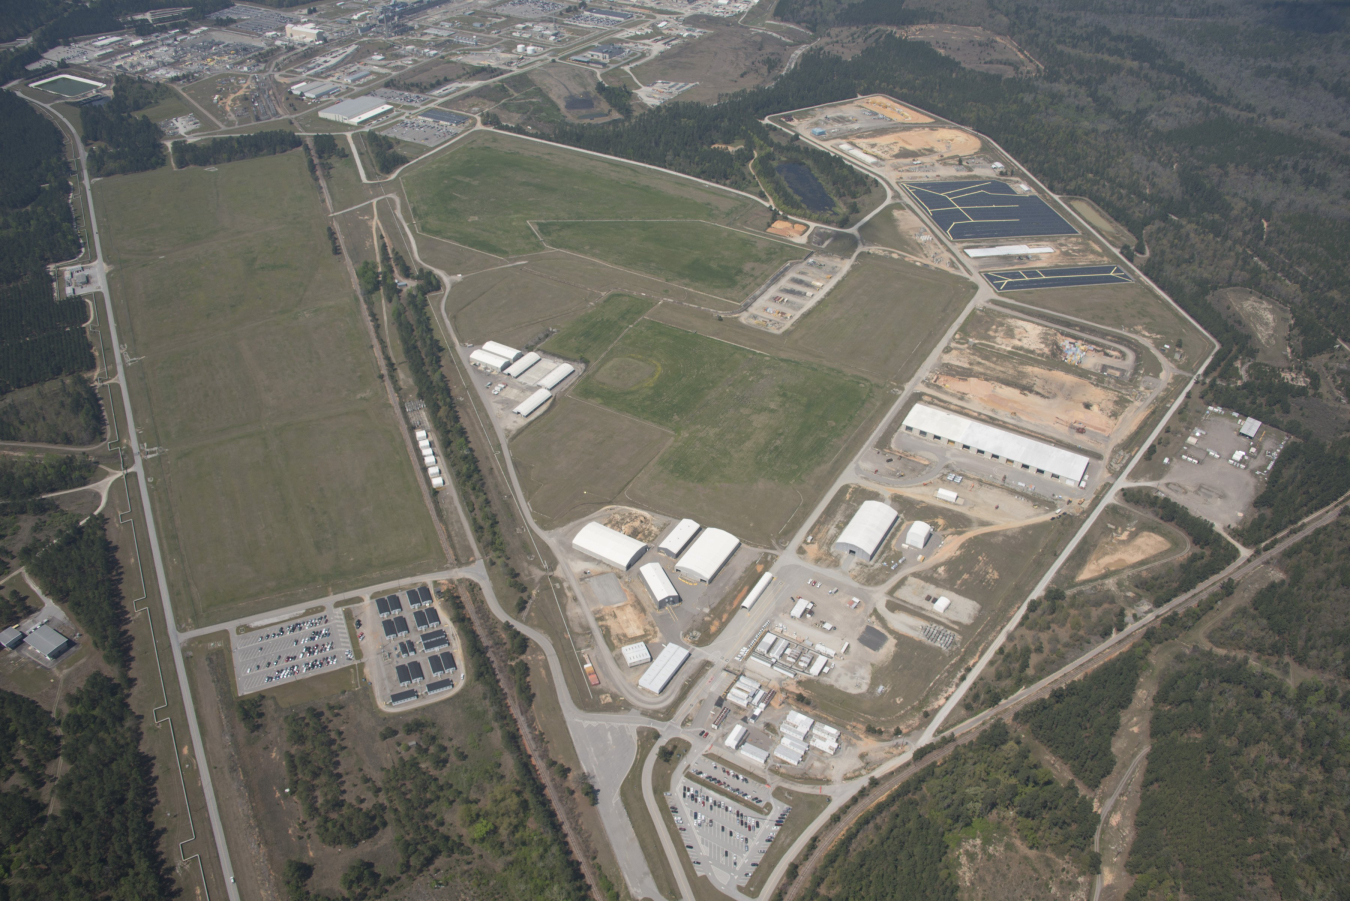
671,767 -> 782,889
232,611 -> 354,695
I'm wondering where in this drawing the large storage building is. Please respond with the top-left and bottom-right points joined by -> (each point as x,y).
658,518 -> 700,557
637,642 -> 689,694
572,522 -> 646,569
675,528 -> 740,583
902,402 -> 1091,483
512,388 -> 551,417
621,641 -> 651,667
482,341 -> 522,364
318,96 -> 393,125
470,349 -> 510,371
535,362 -> 575,390
833,500 -> 899,562
639,562 -> 680,608
505,351 -> 541,379
25,625 -> 71,660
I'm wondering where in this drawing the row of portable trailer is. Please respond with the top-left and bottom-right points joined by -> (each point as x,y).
416,429 -> 445,489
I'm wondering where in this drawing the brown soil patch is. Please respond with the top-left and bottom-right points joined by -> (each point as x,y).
956,832 -> 1090,901
1076,528 -> 1172,582
852,127 -> 982,160
603,508 -> 661,543
594,599 -> 657,645
859,95 -> 933,123
1212,287 -> 1291,367
767,220 -> 808,238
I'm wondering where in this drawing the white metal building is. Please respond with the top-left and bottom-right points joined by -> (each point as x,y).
658,518 -> 700,557
933,596 -> 952,614
902,403 -> 1091,483
535,362 -> 575,390
285,22 -> 325,42
637,643 -> 689,694
505,351 -> 541,379
318,96 -> 392,125
936,487 -> 959,503
963,244 -> 1053,258
741,572 -> 774,610
904,521 -> 933,549
512,388 -> 552,417
639,562 -> 680,608
572,521 -> 646,569
724,723 -> 748,750
1239,416 -> 1262,439
675,528 -> 740,583
773,736 -> 808,765
470,349 -> 510,371
621,642 -> 651,667
833,500 -> 899,562
790,598 -> 813,619
738,743 -> 770,766
481,341 -> 522,364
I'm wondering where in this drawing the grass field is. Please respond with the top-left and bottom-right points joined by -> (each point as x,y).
535,220 -> 803,299
400,131 -> 764,257
447,258 -> 596,347
511,396 -> 671,527
542,293 -> 654,363
97,152 -> 442,627
579,321 -> 871,486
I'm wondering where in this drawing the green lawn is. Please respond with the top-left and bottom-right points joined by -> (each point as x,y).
96,152 -> 442,627
541,293 -> 654,364
578,320 -> 871,486
535,220 -> 804,299
400,131 -> 763,257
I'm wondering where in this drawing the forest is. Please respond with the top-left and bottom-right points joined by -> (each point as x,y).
1212,511 -> 1350,678
20,515 -> 131,673
284,706 -> 386,848
4,673 -> 176,900
1235,435 -> 1350,545
0,271 -> 96,395
172,130 -> 302,168
802,720 -> 1098,900
1121,489 -> 1239,603
364,133 -> 408,175
0,453 -> 98,501
1125,652 -> 1350,901
1014,651 -> 1141,789
0,377 -> 104,445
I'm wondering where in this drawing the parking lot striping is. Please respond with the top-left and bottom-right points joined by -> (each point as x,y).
672,768 -> 781,885
904,180 -> 1079,241
984,264 -> 1134,292
231,610 -> 355,696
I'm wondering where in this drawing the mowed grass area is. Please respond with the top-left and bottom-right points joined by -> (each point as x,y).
511,396 -> 671,527
97,151 -> 442,627
535,220 -> 804,300
579,321 -> 872,486
542,293 -> 654,363
400,131 -> 764,257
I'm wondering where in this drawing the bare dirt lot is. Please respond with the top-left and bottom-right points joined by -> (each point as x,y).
1076,528 -> 1173,582
1212,287 -> 1291,366
960,307 -> 1137,376
851,127 -> 982,160
631,23 -> 793,105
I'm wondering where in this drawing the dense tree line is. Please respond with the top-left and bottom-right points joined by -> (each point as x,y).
1213,512 -> 1350,678
0,453 -> 97,501
0,688 -> 60,789
805,721 -> 1098,900
283,707 -> 386,848
0,377 -> 104,445
0,91 -> 81,287
106,74 -> 169,114
1015,652 -> 1141,788
7,673 -> 176,900
1126,652 -> 1350,901
365,133 -> 408,176
81,103 -> 165,177
20,515 -> 131,673
0,587 -> 37,625
1121,489 -> 1238,603
0,272 -> 96,395
171,130 -> 302,168
773,0 -> 933,30
1235,435 -> 1350,544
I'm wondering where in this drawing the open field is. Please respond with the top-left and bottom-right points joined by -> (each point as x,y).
543,293 -> 655,363
1065,195 -> 1136,249
535,219 -> 804,300
401,131 -> 764,257
97,152 -> 441,627
631,23 -> 795,104
447,257 -> 596,347
512,396 -> 672,527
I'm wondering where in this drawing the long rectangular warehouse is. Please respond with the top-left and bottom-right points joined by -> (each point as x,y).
481,341 -> 521,363
572,521 -> 646,569
512,388 -> 552,417
470,349 -> 510,371
637,643 -> 690,694
535,362 -> 575,390
741,572 -> 775,610
505,351 -> 541,379
675,528 -> 739,583
833,500 -> 898,562
902,402 -> 1091,483
639,562 -> 680,607
659,518 -> 700,557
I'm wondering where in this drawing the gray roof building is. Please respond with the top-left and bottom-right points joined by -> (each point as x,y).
26,625 -> 72,659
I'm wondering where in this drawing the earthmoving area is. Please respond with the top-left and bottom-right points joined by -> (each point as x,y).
740,253 -> 849,333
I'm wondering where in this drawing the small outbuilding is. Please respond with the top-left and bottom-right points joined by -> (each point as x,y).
833,500 -> 899,562
1,627 -> 25,650
904,521 -> 933,549
1239,416 -> 1262,439
621,641 -> 651,667
572,521 -> 646,570
675,528 -> 740,583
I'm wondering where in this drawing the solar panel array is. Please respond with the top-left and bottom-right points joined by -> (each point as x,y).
905,180 -> 1078,241
983,264 -> 1133,292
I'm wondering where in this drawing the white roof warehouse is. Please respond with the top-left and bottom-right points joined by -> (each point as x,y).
571,521 -> 646,570
318,96 -> 393,126
902,403 -> 1091,483
675,528 -> 740,583
637,643 -> 690,694
833,500 -> 899,562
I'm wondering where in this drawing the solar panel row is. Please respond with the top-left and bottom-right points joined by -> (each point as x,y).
983,265 -> 1133,292
905,180 -> 1078,241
